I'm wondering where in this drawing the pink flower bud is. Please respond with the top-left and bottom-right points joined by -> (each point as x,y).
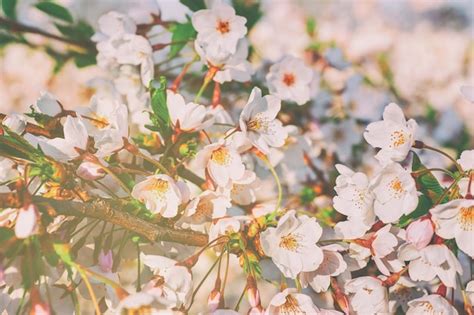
406,218 -> 434,250
247,286 -> 260,308
248,306 -> 265,315
98,250 -> 113,273
208,289 -> 222,312
76,161 -> 105,180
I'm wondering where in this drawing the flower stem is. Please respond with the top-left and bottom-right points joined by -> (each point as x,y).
259,154 -> 283,212
414,143 -> 464,173
77,267 -> 101,315
194,67 -> 218,103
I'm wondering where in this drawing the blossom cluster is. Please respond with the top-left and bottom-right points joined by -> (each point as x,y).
0,0 -> 473,314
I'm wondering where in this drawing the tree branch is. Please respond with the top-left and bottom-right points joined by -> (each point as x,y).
0,16 -> 96,51
0,193 -> 208,247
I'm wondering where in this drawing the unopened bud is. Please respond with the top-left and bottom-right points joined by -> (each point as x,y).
76,161 -> 105,181
208,289 -> 222,312
98,250 -> 113,273
406,218 -> 434,250
29,287 -> 51,315
246,276 -> 260,308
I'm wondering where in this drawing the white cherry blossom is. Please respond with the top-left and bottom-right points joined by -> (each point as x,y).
39,116 -> 88,162
345,276 -> 389,315
14,204 -> 39,239
35,91 -> 62,116
364,103 -> 418,166
192,0 -> 247,57
398,243 -> 462,288
131,175 -> 189,218
239,87 -> 287,154
371,163 -> 418,223
406,294 -> 458,315
141,254 -> 193,309
299,244 -> 347,293
182,190 -> 231,224
194,140 -> 245,187
333,164 -> 375,239
430,199 -> 474,258
266,56 -> 313,105
457,149 -> 474,171
260,210 -> 323,278
167,90 -> 214,132
2,113 -> 26,134
265,288 -> 340,315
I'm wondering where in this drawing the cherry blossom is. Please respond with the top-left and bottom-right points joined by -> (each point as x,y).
260,210 -> 323,278
364,103 -> 418,166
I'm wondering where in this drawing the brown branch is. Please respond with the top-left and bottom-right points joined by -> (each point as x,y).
0,16 -> 96,51
1,113 -> 56,138
0,193 -> 208,247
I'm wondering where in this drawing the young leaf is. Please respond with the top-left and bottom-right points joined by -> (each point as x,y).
412,152 -> 445,202
149,76 -> 172,137
1,0 -> 17,19
35,2 -> 73,23
168,21 -> 196,58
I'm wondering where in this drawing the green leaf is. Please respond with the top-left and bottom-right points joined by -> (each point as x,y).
306,17 -> 316,36
398,194 -> 432,227
72,52 -> 96,68
0,32 -> 16,46
149,77 -> 172,138
179,0 -> 205,11
412,152 -> 445,202
168,21 -> 196,58
0,227 -> 14,243
1,0 -> 17,19
35,2 -> 73,23
55,20 -> 94,42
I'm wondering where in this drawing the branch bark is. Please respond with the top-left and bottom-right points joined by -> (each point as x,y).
0,17 -> 96,50
0,193 -> 208,247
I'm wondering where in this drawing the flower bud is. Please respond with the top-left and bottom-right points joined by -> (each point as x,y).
208,289 -> 222,312
98,250 -> 113,273
406,218 -> 434,250
246,276 -> 260,308
29,287 -> 51,315
76,161 -> 105,180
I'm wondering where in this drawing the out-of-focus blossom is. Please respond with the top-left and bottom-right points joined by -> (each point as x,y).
14,204 -> 39,239
192,0 -> 247,57
266,56 -> 313,105
265,288 -> 333,315
458,150 -> 474,171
